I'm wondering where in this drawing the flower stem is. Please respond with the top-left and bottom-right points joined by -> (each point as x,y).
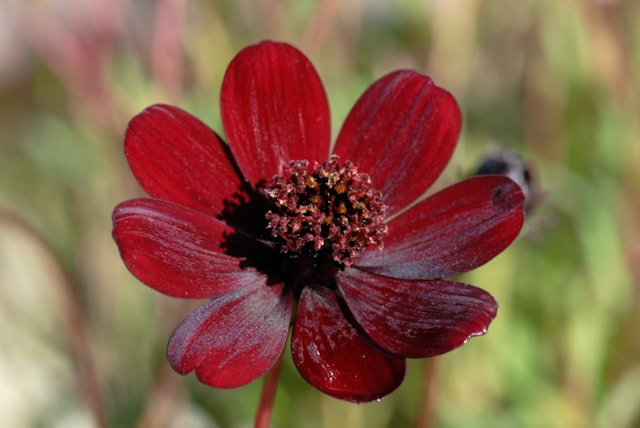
413,357 -> 440,428
255,349 -> 285,428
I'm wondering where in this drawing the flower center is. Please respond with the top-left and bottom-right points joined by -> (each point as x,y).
262,155 -> 387,267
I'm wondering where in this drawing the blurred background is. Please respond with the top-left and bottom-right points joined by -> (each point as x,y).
1,0 -> 639,427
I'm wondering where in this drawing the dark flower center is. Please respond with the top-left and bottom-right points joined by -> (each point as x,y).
261,155 -> 387,267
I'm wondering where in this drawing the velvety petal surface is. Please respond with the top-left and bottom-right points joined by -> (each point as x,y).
333,70 -> 461,215
337,269 -> 498,358
168,280 -> 292,388
125,104 -> 245,217
113,198 -> 267,299
356,175 -> 525,280
221,40 -> 331,187
291,286 -> 406,402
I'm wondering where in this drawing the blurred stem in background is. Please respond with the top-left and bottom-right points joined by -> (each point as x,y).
0,208 -> 106,428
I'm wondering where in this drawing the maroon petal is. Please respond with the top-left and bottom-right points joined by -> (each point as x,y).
337,269 -> 497,358
221,40 -> 331,187
125,104 -> 246,217
168,280 -> 292,388
112,198 -> 267,299
333,71 -> 461,215
291,286 -> 405,402
356,176 -> 525,280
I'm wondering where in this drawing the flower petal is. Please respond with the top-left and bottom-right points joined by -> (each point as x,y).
291,286 -> 405,403
167,280 -> 292,388
112,198 -> 269,299
221,40 -> 331,187
356,175 -> 525,280
333,71 -> 461,215
338,269 -> 497,358
125,104 -> 246,217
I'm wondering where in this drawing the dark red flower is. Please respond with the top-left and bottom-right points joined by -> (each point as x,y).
112,40 -> 525,402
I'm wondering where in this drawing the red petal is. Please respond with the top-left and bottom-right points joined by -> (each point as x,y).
221,41 -> 331,187
333,71 -> 461,215
112,198 -> 267,299
338,269 -> 497,358
291,286 -> 405,402
125,104 -> 246,217
167,281 -> 292,388
356,176 -> 525,280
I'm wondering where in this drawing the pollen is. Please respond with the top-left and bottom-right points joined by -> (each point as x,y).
262,155 -> 387,267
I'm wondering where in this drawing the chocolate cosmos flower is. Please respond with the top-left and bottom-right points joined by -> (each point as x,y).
112,41 -> 525,402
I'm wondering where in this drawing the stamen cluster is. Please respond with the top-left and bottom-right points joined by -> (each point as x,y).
262,155 -> 387,266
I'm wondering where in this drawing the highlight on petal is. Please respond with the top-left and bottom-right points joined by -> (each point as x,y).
168,280 -> 292,388
113,198 -> 266,299
221,40 -> 331,187
338,269 -> 497,358
125,104 -> 246,217
333,70 -> 461,215
356,175 -> 525,280
291,286 -> 406,402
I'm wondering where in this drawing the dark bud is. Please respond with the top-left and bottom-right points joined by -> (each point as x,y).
475,150 -> 540,213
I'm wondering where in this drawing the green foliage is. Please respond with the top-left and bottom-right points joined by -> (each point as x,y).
1,1 -> 638,427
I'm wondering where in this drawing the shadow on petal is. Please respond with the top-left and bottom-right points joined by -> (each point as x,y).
338,269 -> 497,358
221,41 -> 331,187
356,175 -> 525,280
333,70 -> 461,216
292,286 -> 406,402
113,198 -> 270,299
